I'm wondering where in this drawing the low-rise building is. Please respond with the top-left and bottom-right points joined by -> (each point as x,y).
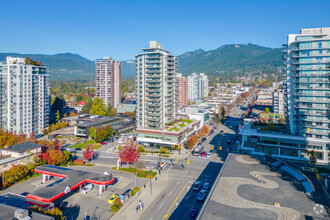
137,119 -> 200,148
117,99 -> 136,114
0,142 -> 43,172
74,116 -> 136,137
177,106 -> 210,130
239,122 -> 329,163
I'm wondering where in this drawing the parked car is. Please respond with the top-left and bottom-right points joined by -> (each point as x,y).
227,140 -> 231,145
220,130 -> 224,134
209,150 -> 214,154
81,184 -> 93,194
189,208 -> 199,218
197,189 -> 208,201
108,194 -> 119,204
206,152 -> 212,158
201,137 -> 207,142
100,142 -> 107,145
193,181 -> 202,191
202,182 -> 210,190
201,151 -> 207,157
75,148 -> 82,151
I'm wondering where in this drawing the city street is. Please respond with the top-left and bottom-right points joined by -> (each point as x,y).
138,94 -> 251,220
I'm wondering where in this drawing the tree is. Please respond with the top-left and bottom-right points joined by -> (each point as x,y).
51,96 -> 66,114
187,135 -> 197,149
91,98 -> 106,116
309,150 -> 317,164
83,146 -> 96,161
132,108 -> 136,119
81,97 -> 93,114
89,126 -> 96,139
264,107 -> 270,113
95,125 -> 113,142
281,117 -> 285,124
119,141 -> 139,165
105,104 -> 112,116
55,110 -> 60,123
75,95 -> 84,104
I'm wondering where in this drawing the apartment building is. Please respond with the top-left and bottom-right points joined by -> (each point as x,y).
0,57 -> 50,136
135,41 -> 178,129
177,74 -> 188,109
273,90 -> 284,115
187,73 -> 209,101
95,57 -> 121,108
284,27 -> 330,141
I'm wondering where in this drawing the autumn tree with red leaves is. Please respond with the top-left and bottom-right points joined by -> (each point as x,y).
187,135 -> 198,149
119,141 -> 139,165
83,146 -> 96,161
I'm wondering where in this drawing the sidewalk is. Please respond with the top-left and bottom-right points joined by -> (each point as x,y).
111,172 -> 170,220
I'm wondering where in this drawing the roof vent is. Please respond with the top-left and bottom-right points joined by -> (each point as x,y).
15,209 -> 31,220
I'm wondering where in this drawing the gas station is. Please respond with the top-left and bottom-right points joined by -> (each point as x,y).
26,165 -> 115,204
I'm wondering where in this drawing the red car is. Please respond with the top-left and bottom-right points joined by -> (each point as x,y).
100,142 -> 107,145
201,151 -> 207,157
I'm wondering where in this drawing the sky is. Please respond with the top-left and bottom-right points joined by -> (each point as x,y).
1,0 -> 329,61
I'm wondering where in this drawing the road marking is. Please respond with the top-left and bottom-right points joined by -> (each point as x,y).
167,164 -> 174,172
169,191 -> 173,196
162,162 -> 169,170
159,202 -> 164,210
176,180 -> 181,185
162,182 -> 189,219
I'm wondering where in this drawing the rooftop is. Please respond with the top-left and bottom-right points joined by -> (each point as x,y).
77,116 -> 121,128
2,142 -> 43,153
27,165 -> 115,203
200,154 -> 327,220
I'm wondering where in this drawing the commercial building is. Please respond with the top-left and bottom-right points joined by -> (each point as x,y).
273,90 -> 285,115
187,73 -> 209,101
284,27 -> 330,141
177,105 -> 210,130
239,122 -> 329,163
73,115 -> 136,137
135,41 -> 178,129
137,119 -> 200,148
0,57 -> 50,136
0,142 -> 43,172
95,57 -> 121,108
177,74 -> 188,109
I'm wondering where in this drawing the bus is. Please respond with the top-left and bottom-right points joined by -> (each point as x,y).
192,144 -> 204,156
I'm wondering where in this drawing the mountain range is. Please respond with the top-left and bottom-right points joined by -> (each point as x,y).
0,44 -> 282,80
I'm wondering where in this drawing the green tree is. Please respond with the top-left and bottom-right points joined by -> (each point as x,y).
81,97 -> 93,114
55,110 -> 60,123
89,126 -> 96,139
105,104 -> 112,116
91,98 -> 106,115
132,108 -> 136,119
264,107 -> 270,113
75,95 -> 84,104
51,96 -> 66,114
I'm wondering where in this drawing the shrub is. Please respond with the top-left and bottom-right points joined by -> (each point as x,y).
160,147 -> 167,154
74,159 -> 84,165
118,146 -> 123,151
110,205 -> 119,213
114,198 -> 121,205
138,145 -> 145,152
131,187 -> 140,196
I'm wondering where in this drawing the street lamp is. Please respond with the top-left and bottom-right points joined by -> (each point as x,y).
149,169 -> 152,194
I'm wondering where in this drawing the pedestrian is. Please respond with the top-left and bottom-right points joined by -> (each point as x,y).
155,176 -> 157,181
142,203 -> 144,210
136,206 -> 139,213
144,184 -> 146,189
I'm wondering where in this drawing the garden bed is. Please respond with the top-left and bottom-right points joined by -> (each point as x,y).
112,167 -> 157,178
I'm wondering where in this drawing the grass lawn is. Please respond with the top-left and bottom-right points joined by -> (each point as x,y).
112,167 -> 157,178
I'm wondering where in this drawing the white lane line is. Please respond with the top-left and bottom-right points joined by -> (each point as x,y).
162,162 -> 169,170
176,180 -> 181,186
158,202 -> 164,210
167,164 -> 174,172
169,191 -> 173,196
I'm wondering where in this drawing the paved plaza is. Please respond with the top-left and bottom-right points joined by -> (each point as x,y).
200,154 -> 329,220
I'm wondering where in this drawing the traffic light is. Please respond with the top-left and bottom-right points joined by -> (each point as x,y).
212,145 -> 214,150
220,146 -> 222,151
176,158 -> 179,163
187,159 -> 189,165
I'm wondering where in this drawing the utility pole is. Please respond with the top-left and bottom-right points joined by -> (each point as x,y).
149,169 -> 152,194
